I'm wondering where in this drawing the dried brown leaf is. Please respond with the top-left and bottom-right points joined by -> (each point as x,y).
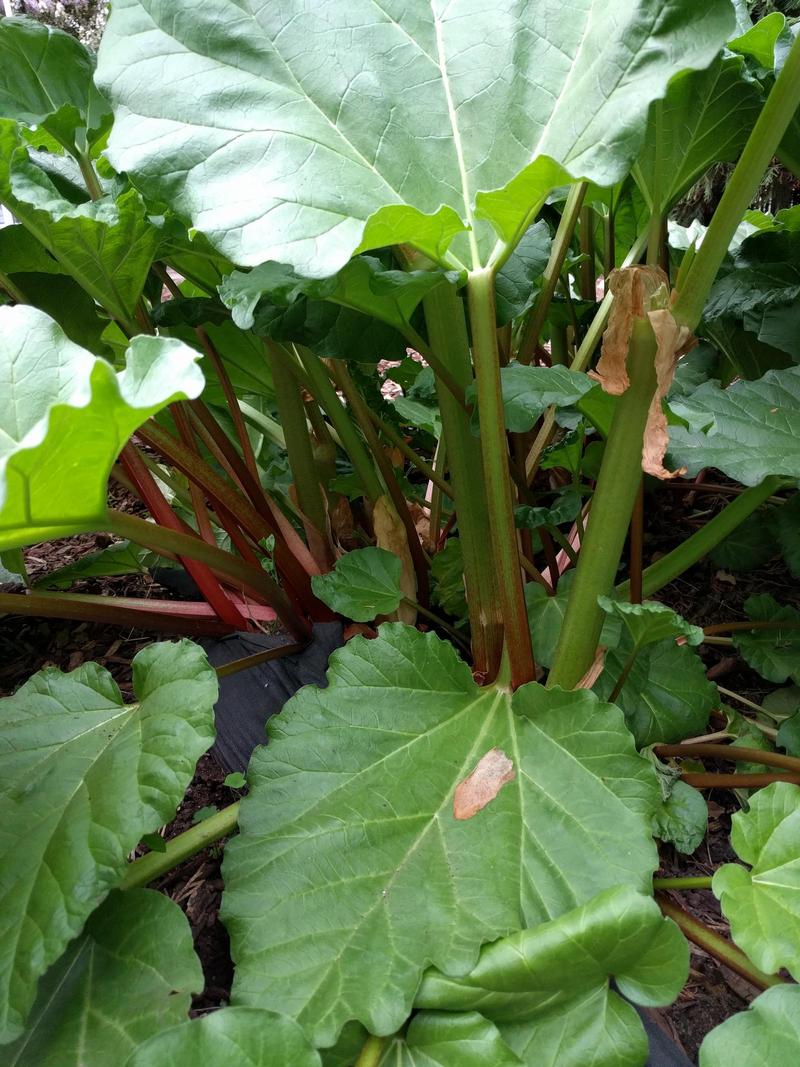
589,266 -> 669,395
643,308 -> 694,480
453,747 -> 515,820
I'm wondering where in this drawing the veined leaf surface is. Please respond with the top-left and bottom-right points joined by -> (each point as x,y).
0,641 -> 216,1043
713,782 -> 800,980
222,624 -> 659,1046
415,885 -> 688,1067
2,891 -> 202,1066
97,0 -> 733,275
0,304 -> 204,551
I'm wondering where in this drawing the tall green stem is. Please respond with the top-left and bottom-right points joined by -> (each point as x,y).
548,318 -> 657,689
296,345 -> 384,503
264,341 -> 329,539
653,876 -> 712,891
467,268 -> 534,687
423,281 -> 503,678
518,182 -> 587,364
673,32 -> 800,329
616,477 -> 785,600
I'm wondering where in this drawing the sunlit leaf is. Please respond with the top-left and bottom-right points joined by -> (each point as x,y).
311,547 -> 404,621
97,0 -> 733,274
699,986 -> 800,1067
126,1007 -> 321,1067
0,304 -> 204,551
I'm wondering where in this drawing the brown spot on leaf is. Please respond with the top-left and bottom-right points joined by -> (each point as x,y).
453,748 -> 515,820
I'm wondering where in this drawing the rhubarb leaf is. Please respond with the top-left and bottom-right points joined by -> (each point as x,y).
0,641 -> 216,1043
97,0 -> 733,274
311,547 -> 404,621
594,637 -> 717,746
713,783 -> 800,980
668,366 -> 800,485
498,366 -> 593,433
222,625 -> 659,1045
597,598 -> 704,650
2,891 -> 202,1065
415,885 -> 688,1067
0,304 -> 204,551
379,1012 -> 522,1067
0,122 -> 158,327
733,595 -> 800,684
635,56 -> 763,213
0,16 -> 110,154
220,255 -> 457,335
126,1007 -> 321,1067
700,986 -> 800,1067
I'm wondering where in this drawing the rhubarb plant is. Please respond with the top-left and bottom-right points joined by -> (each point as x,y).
1,3 -> 800,1065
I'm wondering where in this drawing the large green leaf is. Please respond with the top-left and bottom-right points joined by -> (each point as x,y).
222,624 -> 659,1045
597,598 -> 704,650
713,782 -> 800,980
126,1007 -> 321,1067
311,547 -> 404,621
97,0 -> 733,274
495,221 -> 551,326
2,890 -> 202,1066
498,366 -> 593,433
415,885 -> 688,1067
0,304 -> 204,551
0,641 -> 216,1044
635,56 -> 763,214
380,1012 -> 522,1067
0,122 -> 158,326
668,366 -> 800,485
219,255 -> 457,334
699,986 -> 800,1067
594,637 -> 717,746
0,17 -> 109,155
732,595 -> 800,684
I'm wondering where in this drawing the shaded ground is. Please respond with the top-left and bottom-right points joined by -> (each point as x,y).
1,482 -> 796,1060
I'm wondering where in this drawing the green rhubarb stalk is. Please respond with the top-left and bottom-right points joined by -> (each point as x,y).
467,268 -> 535,687
656,895 -> 787,991
518,182 -> 587,364
423,280 -> 504,679
548,317 -> 658,689
120,803 -> 240,890
616,477 -> 786,600
296,344 -> 384,503
264,340 -> 329,537
673,32 -> 800,330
